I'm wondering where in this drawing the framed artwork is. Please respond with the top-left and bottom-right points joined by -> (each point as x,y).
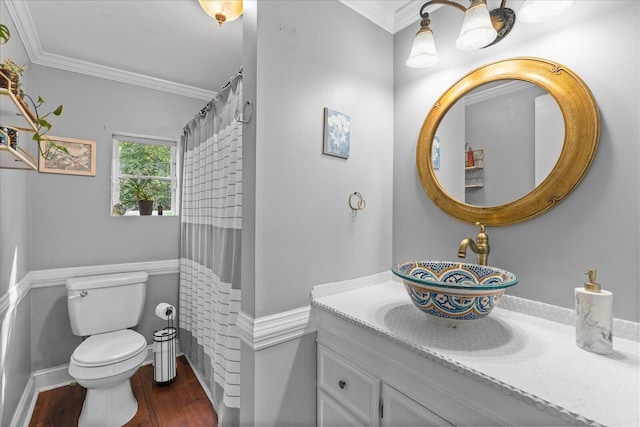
323,107 -> 351,159
38,136 -> 96,176
432,135 -> 440,170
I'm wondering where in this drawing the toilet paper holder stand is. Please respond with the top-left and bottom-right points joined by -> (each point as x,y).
153,303 -> 177,386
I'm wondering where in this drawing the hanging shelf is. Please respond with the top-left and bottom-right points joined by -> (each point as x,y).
0,86 -> 38,170
465,149 -> 484,188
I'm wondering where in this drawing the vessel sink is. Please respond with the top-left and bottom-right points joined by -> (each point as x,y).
392,261 -> 518,328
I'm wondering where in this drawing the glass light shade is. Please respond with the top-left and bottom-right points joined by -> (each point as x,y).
198,0 -> 243,26
518,0 -> 573,23
455,0 -> 498,50
406,27 -> 440,68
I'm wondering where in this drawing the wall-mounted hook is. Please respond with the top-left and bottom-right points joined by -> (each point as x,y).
349,192 -> 366,211
236,100 -> 254,124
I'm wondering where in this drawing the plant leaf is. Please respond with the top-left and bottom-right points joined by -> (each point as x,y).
37,118 -> 52,130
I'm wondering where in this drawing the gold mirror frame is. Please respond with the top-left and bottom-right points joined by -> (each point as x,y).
417,57 -> 600,226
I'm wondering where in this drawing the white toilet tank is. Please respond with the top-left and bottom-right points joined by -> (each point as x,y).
67,271 -> 148,336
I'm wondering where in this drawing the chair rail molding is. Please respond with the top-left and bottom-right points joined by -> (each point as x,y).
30,259 -> 180,288
237,306 -> 317,351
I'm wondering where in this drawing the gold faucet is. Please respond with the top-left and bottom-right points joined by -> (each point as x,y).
458,222 -> 490,265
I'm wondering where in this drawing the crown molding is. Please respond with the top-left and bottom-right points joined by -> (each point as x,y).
339,0 -> 396,33
4,1 -> 215,101
339,1 -> 438,34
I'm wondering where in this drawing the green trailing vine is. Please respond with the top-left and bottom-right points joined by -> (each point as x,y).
1,21 -> 65,160
23,94 -> 65,160
0,24 -> 9,45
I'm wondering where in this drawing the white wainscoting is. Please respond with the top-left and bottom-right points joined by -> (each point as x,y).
4,258 -> 319,426
3,259 -> 180,427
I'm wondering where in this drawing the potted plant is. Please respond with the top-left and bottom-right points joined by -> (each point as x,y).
123,178 -> 155,216
0,58 -> 25,97
0,22 -> 65,160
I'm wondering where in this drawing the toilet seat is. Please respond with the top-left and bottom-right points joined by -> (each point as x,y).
69,330 -> 147,382
72,329 -> 146,367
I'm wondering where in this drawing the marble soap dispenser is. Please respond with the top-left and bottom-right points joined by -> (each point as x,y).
575,269 -> 613,355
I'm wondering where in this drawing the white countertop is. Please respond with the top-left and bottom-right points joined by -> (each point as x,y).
312,278 -> 640,426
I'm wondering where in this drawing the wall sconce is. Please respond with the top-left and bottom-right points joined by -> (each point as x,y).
198,0 -> 243,26
406,0 -> 573,68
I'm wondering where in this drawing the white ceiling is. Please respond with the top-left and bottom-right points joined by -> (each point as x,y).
4,0 -> 424,100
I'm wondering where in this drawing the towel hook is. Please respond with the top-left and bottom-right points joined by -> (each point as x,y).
236,100 -> 254,124
349,192 -> 366,211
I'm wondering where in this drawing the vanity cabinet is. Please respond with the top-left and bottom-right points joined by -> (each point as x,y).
317,344 -> 452,427
0,87 -> 38,170
314,302 -> 577,427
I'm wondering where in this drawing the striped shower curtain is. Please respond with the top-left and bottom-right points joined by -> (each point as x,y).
179,75 -> 242,426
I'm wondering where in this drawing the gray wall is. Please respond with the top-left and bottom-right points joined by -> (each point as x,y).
241,0 -> 393,424
465,84 -> 545,206
0,4 -> 34,424
393,1 -> 639,322
0,1 -> 206,418
30,273 -> 179,371
248,0 -> 394,319
23,66 -> 204,369
27,66 -> 202,269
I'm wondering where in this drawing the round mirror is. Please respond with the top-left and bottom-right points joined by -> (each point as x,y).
417,57 -> 600,226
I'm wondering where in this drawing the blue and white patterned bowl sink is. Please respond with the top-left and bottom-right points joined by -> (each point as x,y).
392,261 -> 518,328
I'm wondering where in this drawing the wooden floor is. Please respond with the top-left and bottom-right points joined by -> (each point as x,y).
29,356 -> 217,427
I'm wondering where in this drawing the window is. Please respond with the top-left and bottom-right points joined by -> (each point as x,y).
111,133 -> 178,216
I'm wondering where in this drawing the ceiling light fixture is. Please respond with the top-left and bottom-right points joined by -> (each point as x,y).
198,0 -> 243,26
407,0 -> 573,68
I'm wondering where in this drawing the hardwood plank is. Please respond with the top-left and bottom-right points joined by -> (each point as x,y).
29,356 -> 217,427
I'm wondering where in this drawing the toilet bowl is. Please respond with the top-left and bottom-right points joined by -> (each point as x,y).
70,330 -> 147,426
66,272 -> 148,427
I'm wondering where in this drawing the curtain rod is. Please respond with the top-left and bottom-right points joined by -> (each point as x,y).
198,67 -> 243,117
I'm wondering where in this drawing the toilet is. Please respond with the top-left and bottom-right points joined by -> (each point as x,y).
66,271 -> 149,427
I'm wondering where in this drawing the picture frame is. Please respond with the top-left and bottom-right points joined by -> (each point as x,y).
432,135 -> 440,170
38,136 -> 96,176
323,107 -> 351,159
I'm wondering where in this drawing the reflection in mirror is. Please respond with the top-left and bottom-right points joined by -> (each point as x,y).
416,57 -> 600,226
435,80 -> 564,207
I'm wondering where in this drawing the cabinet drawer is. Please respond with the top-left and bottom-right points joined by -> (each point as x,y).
318,345 -> 380,425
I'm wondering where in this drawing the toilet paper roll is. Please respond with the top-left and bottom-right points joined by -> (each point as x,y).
155,303 -> 176,320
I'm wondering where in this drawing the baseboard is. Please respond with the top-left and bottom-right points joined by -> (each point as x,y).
9,376 -> 35,427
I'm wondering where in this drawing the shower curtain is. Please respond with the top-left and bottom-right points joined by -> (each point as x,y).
179,74 -> 242,426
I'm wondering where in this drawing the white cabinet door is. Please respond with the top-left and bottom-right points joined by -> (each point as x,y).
318,389 -> 368,427
318,345 -> 380,425
381,383 -> 453,427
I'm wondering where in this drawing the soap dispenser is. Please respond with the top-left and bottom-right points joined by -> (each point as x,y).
575,269 -> 613,354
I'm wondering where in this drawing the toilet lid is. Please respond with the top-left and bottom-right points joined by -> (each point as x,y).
72,329 -> 146,367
